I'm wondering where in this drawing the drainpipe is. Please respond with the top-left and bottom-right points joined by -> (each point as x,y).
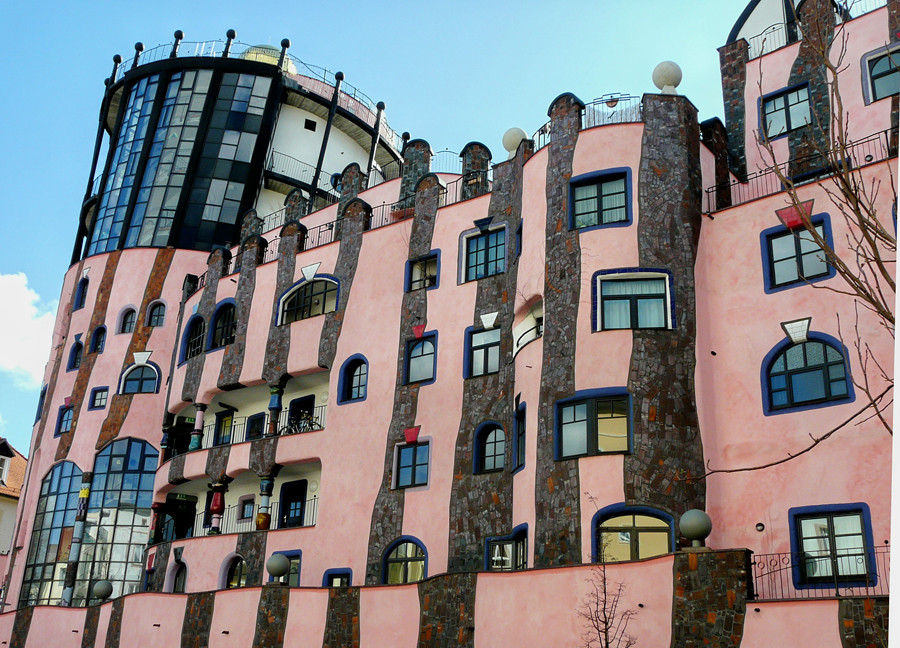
365,101 -> 385,188
308,72 -> 343,215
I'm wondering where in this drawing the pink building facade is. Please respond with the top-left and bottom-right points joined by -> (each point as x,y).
2,0 -> 894,645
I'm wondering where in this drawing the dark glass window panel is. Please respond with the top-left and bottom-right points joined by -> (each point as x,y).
281,280 -> 338,324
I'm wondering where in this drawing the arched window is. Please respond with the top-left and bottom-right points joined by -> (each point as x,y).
475,424 -> 505,473
121,365 -> 158,394
173,562 -> 187,593
211,304 -> 236,348
226,556 -> 246,589
383,539 -> 426,584
184,317 -> 205,360
90,327 -> 106,353
281,279 -> 338,324
19,461 -> 83,607
148,303 -> 166,327
120,309 -> 136,334
68,342 -> 84,370
76,439 -> 158,604
340,357 -> 368,403
594,507 -> 673,563
406,337 -> 436,384
73,278 -> 89,311
767,339 -> 849,410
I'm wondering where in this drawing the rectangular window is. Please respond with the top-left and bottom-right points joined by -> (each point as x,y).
795,510 -> 870,585
328,573 -> 351,587
55,406 -> 74,437
246,413 -> 266,441
408,254 -> 439,291
598,277 -> 669,330
90,388 -> 109,410
214,411 -> 234,446
763,86 -> 810,137
488,532 -> 527,571
558,396 -> 629,459
766,225 -> 829,288
238,496 -> 255,520
465,229 -> 505,281
396,442 -> 429,488
573,175 -> 627,228
468,328 -> 501,377
514,404 -> 526,471
272,553 -> 301,587
869,50 -> 900,102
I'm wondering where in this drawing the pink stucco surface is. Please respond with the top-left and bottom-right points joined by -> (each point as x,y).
741,599 -> 842,647
119,593 -> 186,646
359,585 -> 421,647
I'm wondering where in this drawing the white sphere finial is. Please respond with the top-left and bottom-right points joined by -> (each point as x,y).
652,61 -> 682,95
502,127 -> 527,160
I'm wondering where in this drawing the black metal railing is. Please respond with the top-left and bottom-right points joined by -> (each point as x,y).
443,169 -> 492,206
164,496 -> 319,540
532,94 -> 644,153
514,321 -> 543,351
267,150 -> 317,186
705,127 -> 897,212
200,404 -> 327,448
431,150 -> 463,174
752,545 -> 890,601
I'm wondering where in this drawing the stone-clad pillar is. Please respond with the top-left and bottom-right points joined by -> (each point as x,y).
459,142 -> 492,201
717,39 -> 748,179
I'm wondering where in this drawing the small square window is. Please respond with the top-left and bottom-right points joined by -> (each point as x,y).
465,229 -> 505,281
396,442 -> 429,488
467,328 -> 501,378
407,254 -> 439,291
406,335 -> 436,385
487,530 -> 527,571
572,174 -> 628,229
89,388 -> 109,410
762,86 -> 810,138
246,413 -> 266,441
304,119 -> 317,132
323,569 -> 352,588
238,496 -> 255,520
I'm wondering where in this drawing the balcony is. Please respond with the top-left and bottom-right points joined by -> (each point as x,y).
751,545 -> 890,601
160,497 -> 318,541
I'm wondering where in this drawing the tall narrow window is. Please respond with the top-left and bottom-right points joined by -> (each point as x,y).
383,540 -> 426,584
73,278 -> 89,311
340,358 -> 368,402
226,556 -> 247,589
465,229 -> 505,281
211,304 -> 236,348
148,303 -> 166,327
120,309 -> 137,334
68,343 -> 84,371
184,318 -> 205,360
476,424 -> 505,473
396,442 -> 429,488
90,327 -> 106,353
406,336 -> 436,384
467,328 -> 501,377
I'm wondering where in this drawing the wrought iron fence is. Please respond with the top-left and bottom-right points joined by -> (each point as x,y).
747,23 -> 793,59
752,545 -> 890,601
443,169 -> 492,206
704,127 -> 897,212
200,404 -> 327,449
431,150 -> 463,174
171,496 -> 319,539
532,95 -> 644,154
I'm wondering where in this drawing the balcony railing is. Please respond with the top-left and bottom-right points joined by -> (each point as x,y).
200,405 -> 327,449
161,497 -> 318,540
752,545 -> 890,601
705,127 -> 897,212
531,94 -> 643,154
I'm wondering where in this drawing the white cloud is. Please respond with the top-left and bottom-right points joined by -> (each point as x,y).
0,273 -> 56,389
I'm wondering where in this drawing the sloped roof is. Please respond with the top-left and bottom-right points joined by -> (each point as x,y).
0,441 -> 26,499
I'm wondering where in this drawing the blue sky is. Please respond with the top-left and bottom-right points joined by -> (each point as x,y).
0,1 -> 741,455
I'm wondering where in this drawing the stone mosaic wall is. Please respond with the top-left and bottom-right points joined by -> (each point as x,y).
670,549 -> 751,647
103,597 -> 124,648
398,140 -> 432,204
8,605 -> 33,648
219,233 -> 266,389
251,586 -> 289,648
181,248 -> 228,403
180,591 -> 215,648
459,143 -> 492,202
718,39 -> 749,178
533,93 -> 584,568
262,223 -> 300,387
81,605 -> 101,648
235,531 -> 267,587
838,597 -> 889,648
417,572 -> 477,647
322,587 -> 360,648
627,94 -> 705,517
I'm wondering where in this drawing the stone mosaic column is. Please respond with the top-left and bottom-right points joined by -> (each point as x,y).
60,471 -> 92,606
188,403 -> 207,451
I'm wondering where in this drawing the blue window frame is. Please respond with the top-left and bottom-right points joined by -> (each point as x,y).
67,342 -> 84,371
569,169 -> 632,231
592,504 -> 674,563
34,385 -> 47,423
760,216 -> 835,293
513,401 -> 526,472
73,278 -> 89,311
383,537 -> 427,584
246,413 -> 266,441
555,389 -> 631,459
322,568 -> 352,587
90,326 -> 106,353
338,355 -> 368,404
268,550 -> 302,586
465,228 -> 505,281
395,442 -> 429,488
761,84 -> 810,138
182,316 -> 206,361
89,387 -> 109,410
464,327 -> 501,378
474,423 -> 505,474
405,334 -> 437,385
762,333 -> 853,415
405,252 -> 440,292
121,365 -> 159,394
55,405 -> 74,437
789,503 -> 876,588
485,525 -> 528,571
210,301 -> 236,349
214,410 -> 235,446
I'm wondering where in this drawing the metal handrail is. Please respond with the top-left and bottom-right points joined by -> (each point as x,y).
198,404 -> 327,449
752,545 -> 890,601
531,94 -> 644,154
704,127 -> 897,212
162,496 -> 319,540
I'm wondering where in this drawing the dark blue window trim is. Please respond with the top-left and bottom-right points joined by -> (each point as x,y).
483,523 -> 528,571
788,502 -> 876,589
179,313 -> 205,365
760,331 -> 855,416
277,274 -> 341,324
207,298 -> 237,351
381,536 -> 428,584
568,168 -> 633,232
458,225 -> 508,284
554,387 -> 632,460
88,386 -> 110,411
322,568 -> 352,587
512,401 -> 526,474
337,354 -> 369,405
213,409 -> 236,446
591,268 -> 676,332
245,412 -> 266,441
267,549 -> 302,585
35,385 -> 47,423
515,222 -> 523,258
759,214 -> 835,294
758,82 -> 811,141
55,405 -> 74,437
67,340 -> 84,372
90,326 -> 107,354
473,420 -> 505,474
590,504 -> 675,563
404,331 -> 438,386
404,251 -> 441,292
462,325 -> 501,379
73,278 -> 89,311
